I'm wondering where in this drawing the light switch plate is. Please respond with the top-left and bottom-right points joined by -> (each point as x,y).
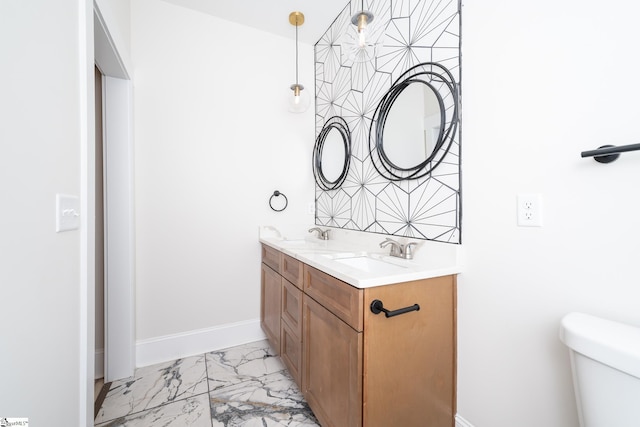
56,194 -> 80,232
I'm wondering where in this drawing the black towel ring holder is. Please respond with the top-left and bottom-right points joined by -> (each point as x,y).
269,191 -> 288,212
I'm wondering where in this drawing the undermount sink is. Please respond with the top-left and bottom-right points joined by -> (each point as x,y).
322,252 -> 409,274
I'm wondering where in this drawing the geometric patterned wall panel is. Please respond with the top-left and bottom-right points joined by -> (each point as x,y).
314,0 -> 461,243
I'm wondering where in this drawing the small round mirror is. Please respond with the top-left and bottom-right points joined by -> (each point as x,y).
382,82 -> 443,170
313,116 -> 351,190
321,128 -> 347,183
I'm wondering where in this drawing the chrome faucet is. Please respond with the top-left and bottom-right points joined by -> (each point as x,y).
380,238 -> 402,257
308,227 -> 330,240
379,238 -> 417,260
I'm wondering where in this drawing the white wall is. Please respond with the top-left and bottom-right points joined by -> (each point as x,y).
0,0 -> 131,424
459,0 -> 640,426
131,0 -> 315,342
0,0 -> 85,424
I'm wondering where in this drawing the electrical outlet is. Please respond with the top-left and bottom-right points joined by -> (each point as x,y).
517,194 -> 543,227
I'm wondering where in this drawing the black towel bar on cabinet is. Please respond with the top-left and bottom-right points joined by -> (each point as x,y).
370,299 -> 420,318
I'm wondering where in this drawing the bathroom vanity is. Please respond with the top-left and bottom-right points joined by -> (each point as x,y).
259,235 -> 459,427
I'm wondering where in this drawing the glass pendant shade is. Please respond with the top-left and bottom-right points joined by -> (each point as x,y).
289,83 -> 310,113
343,2 -> 384,63
354,11 -> 373,47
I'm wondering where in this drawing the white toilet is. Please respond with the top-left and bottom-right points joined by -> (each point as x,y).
559,312 -> 640,427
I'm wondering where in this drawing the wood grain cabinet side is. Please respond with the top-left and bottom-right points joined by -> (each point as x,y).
362,275 -> 456,427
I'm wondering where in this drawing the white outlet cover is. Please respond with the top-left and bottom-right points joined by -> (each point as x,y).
56,194 -> 80,232
517,194 -> 543,227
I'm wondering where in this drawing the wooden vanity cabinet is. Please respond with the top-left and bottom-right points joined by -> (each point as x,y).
261,244 -> 456,427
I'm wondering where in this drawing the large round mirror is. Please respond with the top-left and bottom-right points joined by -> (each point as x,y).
369,62 -> 459,181
313,116 -> 351,190
382,81 -> 444,170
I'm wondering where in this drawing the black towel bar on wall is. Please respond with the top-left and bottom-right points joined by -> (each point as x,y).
581,143 -> 640,163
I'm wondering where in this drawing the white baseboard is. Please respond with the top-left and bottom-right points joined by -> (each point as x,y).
135,318 -> 266,368
95,348 -> 104,379
456,414 -> 475,427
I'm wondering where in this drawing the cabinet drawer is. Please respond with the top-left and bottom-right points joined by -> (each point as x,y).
261,244 -> 281,273
282,279 -> 303,337
281,320 -> 302,388
281,253 -> 303,289
304,265 -> 363,332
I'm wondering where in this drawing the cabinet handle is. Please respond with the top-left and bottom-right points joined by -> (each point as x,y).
370,299 -> 420,318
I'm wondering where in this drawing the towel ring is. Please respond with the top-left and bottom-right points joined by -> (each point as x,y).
269,191 -> 288,212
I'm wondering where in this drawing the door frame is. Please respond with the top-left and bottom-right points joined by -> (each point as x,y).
93,2 -> 135,384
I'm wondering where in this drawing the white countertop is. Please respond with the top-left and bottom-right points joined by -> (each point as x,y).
259,227 -> 462,289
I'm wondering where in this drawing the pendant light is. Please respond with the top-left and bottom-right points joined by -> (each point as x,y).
352,0 -> 373,48
288,11 -> 310,113
344,0 -> 383,63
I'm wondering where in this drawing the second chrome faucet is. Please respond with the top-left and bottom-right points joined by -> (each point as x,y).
308,227 -> 330,240
379,238 -> 417,260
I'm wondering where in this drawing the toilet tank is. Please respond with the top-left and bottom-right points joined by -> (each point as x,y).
559,312 -> 640,427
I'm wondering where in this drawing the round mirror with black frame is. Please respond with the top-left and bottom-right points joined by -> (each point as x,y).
313,116 -> 352,191
369,62 -> 459,181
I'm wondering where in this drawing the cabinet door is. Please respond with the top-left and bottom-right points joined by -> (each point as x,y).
260,263 -> 281,354
362,276 -> 456,427
302,295 -> 363,427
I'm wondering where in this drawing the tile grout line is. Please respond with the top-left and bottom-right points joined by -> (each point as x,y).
204,351 -> 214,427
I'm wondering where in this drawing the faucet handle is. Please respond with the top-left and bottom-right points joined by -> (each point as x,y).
403,242 -> 417,259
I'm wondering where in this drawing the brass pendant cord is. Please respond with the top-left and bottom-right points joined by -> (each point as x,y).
295,22 -> 299,86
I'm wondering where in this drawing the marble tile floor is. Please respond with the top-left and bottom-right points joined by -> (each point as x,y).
95,340 -> 320,427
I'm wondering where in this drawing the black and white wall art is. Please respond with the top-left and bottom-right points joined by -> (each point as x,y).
314,0 -> 461,243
